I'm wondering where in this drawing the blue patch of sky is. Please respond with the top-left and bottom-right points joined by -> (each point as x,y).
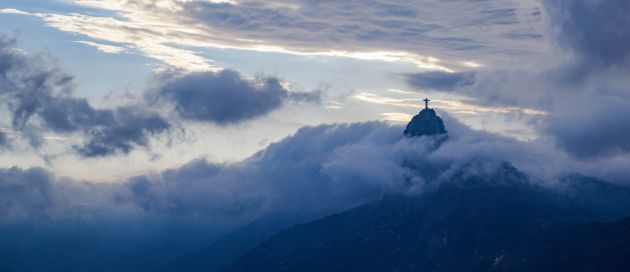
0,7 -> 154,106
0,0 -> 119,17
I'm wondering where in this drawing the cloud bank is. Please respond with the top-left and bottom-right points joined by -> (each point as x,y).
3,0 -> 547,71
0,115 -> 581,223
1,113 -> 627,270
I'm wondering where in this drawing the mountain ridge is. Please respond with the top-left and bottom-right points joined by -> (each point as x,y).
226,163 -> 630,271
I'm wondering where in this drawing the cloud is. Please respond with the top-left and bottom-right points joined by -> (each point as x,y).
528,0 -> 630,157
384,0 -> 630,161
0,35 -> 170,157
544,0 -> 630,68
403,71 -> 475,91
0,8 -> 30,15
0,166 -> 125,221
0,116 -> 581,222
0,130 -> 8,147
72,106 -> 171,157
153,70 -> 319,124
73,40 -> 128,54
353,92 -> 545,116
3,0 -> 548,71
2,0 -> 628,229
1,34 -> 323,158
0,167 -> 56,220
0,122 -> 398,222
545,96 -> 630,159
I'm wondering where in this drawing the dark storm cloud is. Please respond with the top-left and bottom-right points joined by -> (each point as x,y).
0,35 -> 170,157
36,96 -> 170,157
73,107 -> 170,157
0,132 -> 7,147
544,0 -> 630,67
155,70 -> 319,124
392,0 -> 630,161
545,96 -> 630,159
538,0 -> 630,158
403,71 -> 475,91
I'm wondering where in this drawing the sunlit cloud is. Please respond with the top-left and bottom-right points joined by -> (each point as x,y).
1,0 -> 548,72
354,92 -> 546,116
378,112 -> 413,122
434,99 -> 546,116
74,40 -> 128,54
386,88 -> 415,94
461,61 -> 483,68
6,9 -> 217,71
0,127 -> 15,134
0,8 -> 30,15
353,92 -> 421,108
325,100 -> 343,110
0,7 -> 449,72
41,11 -> 217,71
42,136 -> 70,141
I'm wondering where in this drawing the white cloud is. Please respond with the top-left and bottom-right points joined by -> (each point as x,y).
74,40 -> 128,54
354,92 -> 546,116
2,0 -> 549,72
379,112 -> 413,122
353,92 -> 420,108
0,8 -> 30,15
386,88 -> 415,94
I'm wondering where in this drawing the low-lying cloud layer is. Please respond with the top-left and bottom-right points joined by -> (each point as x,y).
1,113 -> 628,269
0,115 -> 585,223
6,111 -> 629,270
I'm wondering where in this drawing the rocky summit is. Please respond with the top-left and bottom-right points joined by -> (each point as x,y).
403,108 -> 447,137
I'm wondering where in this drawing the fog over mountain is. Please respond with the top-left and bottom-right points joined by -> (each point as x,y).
2,105 -> 630,271
1,0 -> 630,271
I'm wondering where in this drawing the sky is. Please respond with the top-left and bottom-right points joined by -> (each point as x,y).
0,0 -> 564,181
1,0 -> 630,268
0,0 -> 629,219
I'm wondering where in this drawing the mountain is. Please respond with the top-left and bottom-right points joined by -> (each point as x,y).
558,174 -> 630,221
227,163 -> 630,272
403,108 -> 447,137
163,108 -> 630,272
155,212 -> 321,272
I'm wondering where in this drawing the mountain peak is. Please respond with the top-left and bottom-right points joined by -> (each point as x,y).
403,107 -> 447,137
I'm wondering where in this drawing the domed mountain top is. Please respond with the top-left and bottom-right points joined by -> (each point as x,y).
403,100 -> 447,137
